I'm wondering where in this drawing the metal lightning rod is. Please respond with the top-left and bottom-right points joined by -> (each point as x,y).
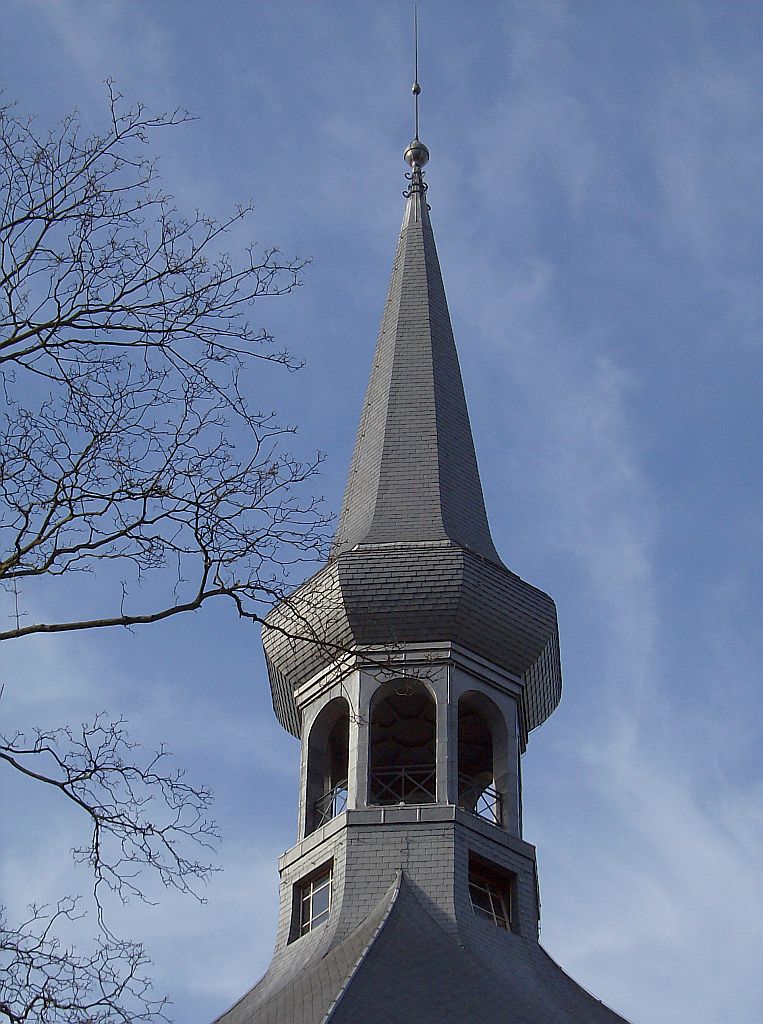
403,5 -> 429,195
413,5 -> 420,139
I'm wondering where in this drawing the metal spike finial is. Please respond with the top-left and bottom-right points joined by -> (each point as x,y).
413,4 -> 420,138
403,5 -> 429,195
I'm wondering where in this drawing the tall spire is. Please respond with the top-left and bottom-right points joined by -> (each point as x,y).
332,71 -> 500,565
217,51 -> 632,1024
262,50 -> 561,744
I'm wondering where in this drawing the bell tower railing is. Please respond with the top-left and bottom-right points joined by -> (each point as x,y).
457,773 -> 503,827
369,764 -> 437,805
313,780 -> 349,828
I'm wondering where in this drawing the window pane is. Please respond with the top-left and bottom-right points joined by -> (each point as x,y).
312,906 -> 330,928
313,874 -> 331,895
298,869 -> 332,937
469,869 -> 512,931
311,882 -> 330,919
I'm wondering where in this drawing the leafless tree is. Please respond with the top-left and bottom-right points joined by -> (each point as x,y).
2,899 -> 162,1024
0,83 -> 325,642
0,717 -> 215,1023
0,87 -> 326,1022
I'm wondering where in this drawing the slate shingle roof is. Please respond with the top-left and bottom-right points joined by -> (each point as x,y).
262,179 -> 562,738
212,878 -> 399,1024
332,185 -> 499,563
229,162 -> 630,1024
214,874 -> 631,1024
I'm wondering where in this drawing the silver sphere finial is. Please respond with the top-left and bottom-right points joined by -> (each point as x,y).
404,137 -> 430,168
412,81 -> 421,96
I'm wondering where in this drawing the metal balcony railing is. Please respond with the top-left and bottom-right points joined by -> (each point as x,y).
313,780 -> 348,828
458,773 -> 503,826
369,765 -> 437,805
313,771 -> 502,823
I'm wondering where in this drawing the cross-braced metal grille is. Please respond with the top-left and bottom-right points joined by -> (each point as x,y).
458,773 -> 503,826
369,765 -> 436,805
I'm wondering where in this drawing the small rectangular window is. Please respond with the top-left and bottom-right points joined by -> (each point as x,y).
469,874 -> 510,928
299,867 -> 332,936
468,855 -> 514,930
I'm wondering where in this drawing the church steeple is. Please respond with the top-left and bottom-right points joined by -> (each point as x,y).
333,137 -> 500,565
212,67 -> 631,1024
261,135 -> 561,742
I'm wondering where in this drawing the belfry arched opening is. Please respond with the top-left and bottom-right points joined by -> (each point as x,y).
368,681 -> 436,805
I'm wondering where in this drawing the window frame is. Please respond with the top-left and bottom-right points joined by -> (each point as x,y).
297,864 -> 333,937
469,872 -> 510,929
467,854 -> 516,933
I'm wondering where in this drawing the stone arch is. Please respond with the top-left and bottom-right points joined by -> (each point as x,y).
368,680 -> 437,805
457,691 -> 510,828
305,696 -> 350,835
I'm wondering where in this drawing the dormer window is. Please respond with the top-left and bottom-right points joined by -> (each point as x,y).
298,866 -> 332,936
468,855 -> 515,931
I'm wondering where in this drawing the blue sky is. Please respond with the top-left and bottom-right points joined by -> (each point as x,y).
2,2 -> 763,1022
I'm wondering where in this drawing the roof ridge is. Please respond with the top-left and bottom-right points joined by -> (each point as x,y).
321,872 -> 402,1024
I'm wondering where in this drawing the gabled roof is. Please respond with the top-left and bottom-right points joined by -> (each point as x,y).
332,178 -> 500,565
212,878 -> 399,1024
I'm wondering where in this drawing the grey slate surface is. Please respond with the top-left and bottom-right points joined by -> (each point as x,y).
334,878 -> 630,1024
227,170 -> 630,1024
263,182 -> 562,737
263,543 -> 561,736
216,874 -> 631,1024
213,879 -> 399,1024
332,187 -> 500,564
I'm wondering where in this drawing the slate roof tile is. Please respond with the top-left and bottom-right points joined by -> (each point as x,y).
216,875 -> 630,1024
262,179 -> 561,737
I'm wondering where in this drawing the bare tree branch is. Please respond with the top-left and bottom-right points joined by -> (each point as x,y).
0,715 -> 218,911
0,712 -> 217,1024
0,900 -> 168,1024
0,87 -> 326,1023
0,86 -> 327,641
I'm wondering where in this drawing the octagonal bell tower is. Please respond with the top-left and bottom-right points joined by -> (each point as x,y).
213,111 -> 630,1024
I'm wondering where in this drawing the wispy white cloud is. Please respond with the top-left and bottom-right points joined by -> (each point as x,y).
27,0 -> 171,107
450,14 -> 763,1021
1,626 -> 117,723
3,3 -> 762,1023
